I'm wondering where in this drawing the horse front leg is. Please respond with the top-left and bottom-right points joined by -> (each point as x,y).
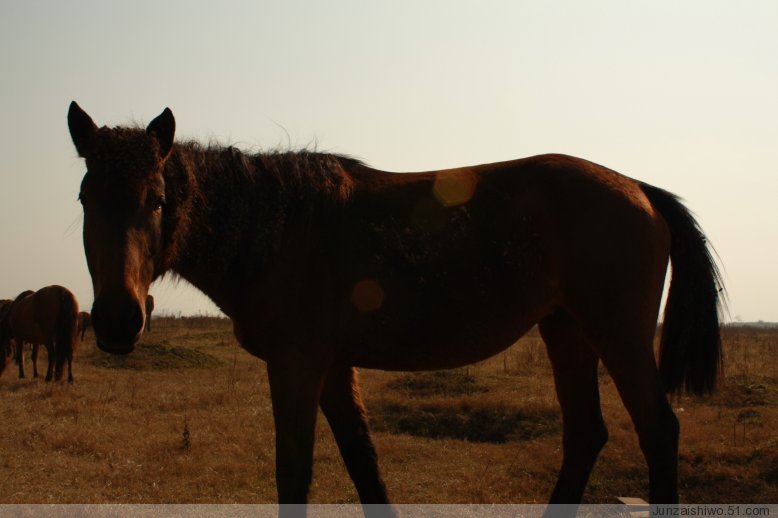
266,353 -> 328,511
320,366 -> 392,514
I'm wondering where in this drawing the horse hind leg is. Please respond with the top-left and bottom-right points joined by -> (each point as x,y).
319,366 -> 392,513
66,348 -> 74,383
577,303 -> 679,503
539,310 -> 608,505
44,342 -> 55,382
31,343 -> 40,379
596,333 -> 678,502
16,340 -> 25,379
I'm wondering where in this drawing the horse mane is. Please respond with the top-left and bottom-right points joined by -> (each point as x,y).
175,142 -> 360,203
164,142 -> 363,286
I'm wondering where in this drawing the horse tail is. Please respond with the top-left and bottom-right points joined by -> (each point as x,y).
54,288 -> 79,381
640,182 -> 725,395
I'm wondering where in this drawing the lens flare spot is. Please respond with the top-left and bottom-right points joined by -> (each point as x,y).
432,169 -> 477,207
351,279 -> 384,313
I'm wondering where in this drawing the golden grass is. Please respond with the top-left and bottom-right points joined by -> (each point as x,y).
0,319 -> 775,503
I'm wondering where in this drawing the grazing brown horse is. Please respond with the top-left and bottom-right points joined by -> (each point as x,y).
77,311 -> 91,341
0,286 -> 79,382
68,102 -> 723,508
144,295 -> 154,332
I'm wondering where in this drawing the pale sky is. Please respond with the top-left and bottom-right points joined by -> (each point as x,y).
1,1 -> 776,321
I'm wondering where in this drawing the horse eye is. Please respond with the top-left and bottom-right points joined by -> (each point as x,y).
153,196 -> 166,211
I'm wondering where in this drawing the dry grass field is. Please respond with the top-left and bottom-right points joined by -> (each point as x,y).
0,318 -> 775,504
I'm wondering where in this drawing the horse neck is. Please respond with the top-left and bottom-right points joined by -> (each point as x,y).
164,144 -> 280,315
164,144 -> 356,316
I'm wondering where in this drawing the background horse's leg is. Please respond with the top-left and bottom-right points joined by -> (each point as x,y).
16,340 -> 25,379
539,310 -> 608,505
266,354 -> 327,508
31,343 -> 39,378
44,342 -> 55,382
66,346 -> 74,383
320,366 -> 392,510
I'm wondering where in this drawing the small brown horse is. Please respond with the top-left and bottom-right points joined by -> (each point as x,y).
77,311 -> 91,341
144,294 -> 154,332
0,286 -> 79,382
68,102 -> 723,508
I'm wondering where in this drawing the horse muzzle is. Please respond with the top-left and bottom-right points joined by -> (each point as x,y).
91,296 -> 144,355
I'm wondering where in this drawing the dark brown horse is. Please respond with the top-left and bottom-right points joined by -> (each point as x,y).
144,294 -> 154,332
68,102 -> 723,508
0,286 -> 79,382
77,311 -> 91,341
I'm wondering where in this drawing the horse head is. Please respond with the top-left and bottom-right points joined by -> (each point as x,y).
68,102 -> 176,354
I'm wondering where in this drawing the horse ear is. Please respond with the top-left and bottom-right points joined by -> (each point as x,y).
68,101 -> 98,158
146,108 -> 176,159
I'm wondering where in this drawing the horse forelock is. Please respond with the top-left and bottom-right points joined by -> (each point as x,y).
86,127 -> 161,176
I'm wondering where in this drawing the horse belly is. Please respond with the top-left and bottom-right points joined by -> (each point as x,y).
337,258 -> 556,371
336,190 -> 557,370
343,311 -> 544,371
